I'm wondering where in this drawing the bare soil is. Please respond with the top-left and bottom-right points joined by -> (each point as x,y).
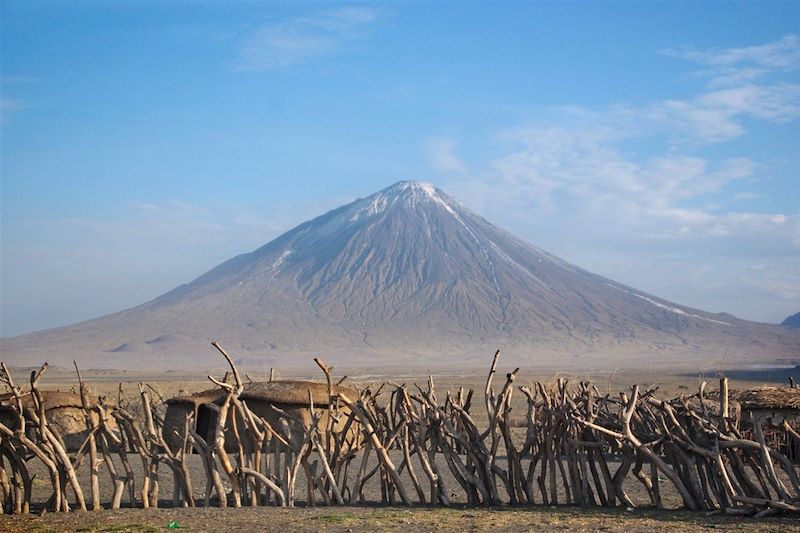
3,505 -> 800,532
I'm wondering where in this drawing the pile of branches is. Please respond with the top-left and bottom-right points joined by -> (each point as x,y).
1,346 -> 799,517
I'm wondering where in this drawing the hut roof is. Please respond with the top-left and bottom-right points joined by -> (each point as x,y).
0,390 -> 112,410
165,388 -> 225,406
679,395 -> 741,418
166,380 -> 355,407
240,380 -> 354,406
0,390 -> 87,411
736,387 -> 800,410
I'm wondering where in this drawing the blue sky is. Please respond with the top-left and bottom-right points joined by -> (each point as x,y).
2,1 -> 799,336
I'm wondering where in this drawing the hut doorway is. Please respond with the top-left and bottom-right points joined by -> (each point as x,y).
196,403 -> 217,443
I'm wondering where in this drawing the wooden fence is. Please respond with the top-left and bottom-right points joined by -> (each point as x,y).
1,344 -> 799,517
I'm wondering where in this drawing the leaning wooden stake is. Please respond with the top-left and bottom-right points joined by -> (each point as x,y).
31,363 -> 88,511
74,361 -> 101,511
339,393 -> 410,506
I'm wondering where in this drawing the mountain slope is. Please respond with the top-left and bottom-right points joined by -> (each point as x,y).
2,181 -> 799,369
783,311 -> 800,329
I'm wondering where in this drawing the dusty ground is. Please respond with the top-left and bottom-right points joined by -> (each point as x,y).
2,505 -> 800,532
16,364 -> 796,410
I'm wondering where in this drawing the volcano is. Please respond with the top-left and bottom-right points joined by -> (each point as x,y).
2,181 -> 799,370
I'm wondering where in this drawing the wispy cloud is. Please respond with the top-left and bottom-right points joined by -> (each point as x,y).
0,98 -> 26,125
1,75 -> 38,84
449,122 -> 800,320
426,136 -> 467,175
439,35 -> 800,322
234,7 -> 380,71
471,124 -> 764,237
732,191 -> 765,200
664,34 -> 800,86
643,83 -> 800,143
652,34 -> 800,142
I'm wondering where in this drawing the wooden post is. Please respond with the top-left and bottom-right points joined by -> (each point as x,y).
720,377 -> 729,420
74,361 -> 100,511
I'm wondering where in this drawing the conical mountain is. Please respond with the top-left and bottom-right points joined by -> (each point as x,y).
2,181 -> 799,370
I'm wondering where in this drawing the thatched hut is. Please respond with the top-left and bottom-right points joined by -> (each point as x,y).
738,386 -> 800,423
162,388 -> 226,451
0,390 -> 114,451
683,394 -> 741,419
737,386 -> 800,462
163,380 -> 359,453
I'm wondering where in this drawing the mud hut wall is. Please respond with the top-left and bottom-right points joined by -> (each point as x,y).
241,400 -> 359,451
741,408 -> 800,462
41,405 -> 95,451
162,402 -> 200,452
745,407 -> 800,427
1,404 -> 108,452
162,383 -> 362,454
245,400 -> 308,431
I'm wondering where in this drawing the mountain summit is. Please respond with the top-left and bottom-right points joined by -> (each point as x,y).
3,181 -> 799,369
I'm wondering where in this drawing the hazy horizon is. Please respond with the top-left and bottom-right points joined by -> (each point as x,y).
2,2 -> 799,336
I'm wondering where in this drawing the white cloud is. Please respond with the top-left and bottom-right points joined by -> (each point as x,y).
650,35 -> 800,142
732,191 -> 765,200
665,34 -> 800,69
234,7 -> 380,70
463,125 -> 764,238
664,34 -> 800,86
627,83 -> 800,144
426,136 -> 467,175
436,35 -> 800,322
0,98 -> 26,125
449,128 -> 800,320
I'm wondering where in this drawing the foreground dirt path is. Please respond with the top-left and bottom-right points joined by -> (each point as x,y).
2,506 -> 799,532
